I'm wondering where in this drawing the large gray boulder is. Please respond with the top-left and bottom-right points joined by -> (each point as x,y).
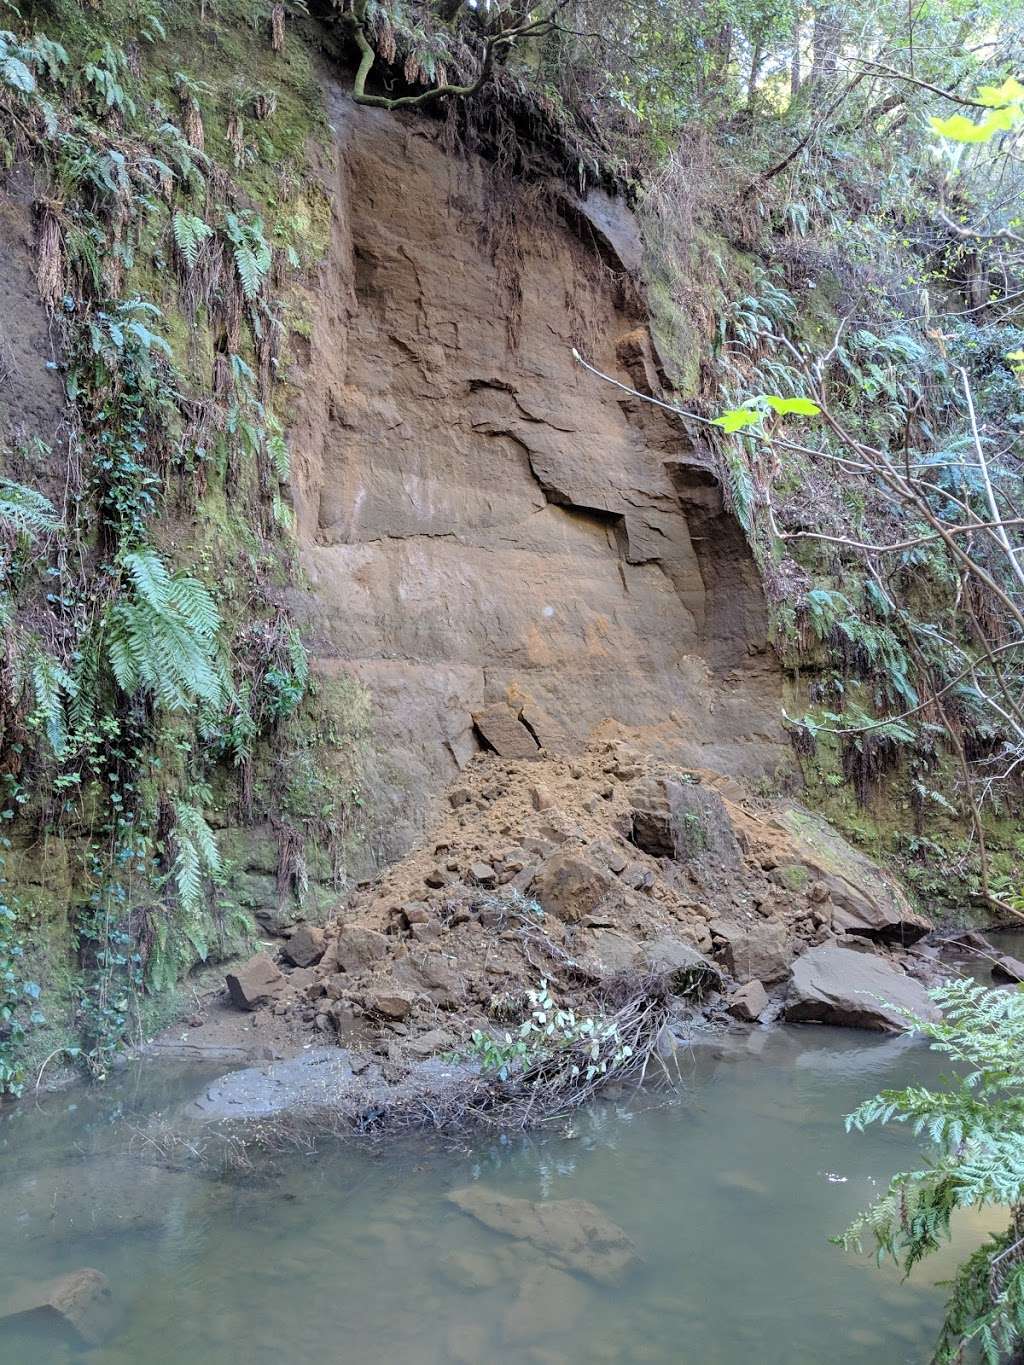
785,945 -> 942,1032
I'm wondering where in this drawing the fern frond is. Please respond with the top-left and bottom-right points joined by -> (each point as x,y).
172,209 -> 212,271
0,478 -> 58,538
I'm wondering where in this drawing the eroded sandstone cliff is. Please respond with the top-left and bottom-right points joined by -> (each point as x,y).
288,86 -> 788,859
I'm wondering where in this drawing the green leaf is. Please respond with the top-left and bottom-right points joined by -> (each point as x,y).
762,395 -> 822,416
975,77 -> 1024,108
929,113 -> 996,143
712,407 -> 762,432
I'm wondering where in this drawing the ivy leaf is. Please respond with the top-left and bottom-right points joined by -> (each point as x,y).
929,113 -> 991,142
976,77 -> 1024,108
762,395 -> 822,416
713,407 -> 762,432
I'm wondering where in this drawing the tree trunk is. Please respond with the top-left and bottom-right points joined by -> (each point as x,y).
747,34 -> 765,112
809,3 -> 843,102
790,15 -> 802,103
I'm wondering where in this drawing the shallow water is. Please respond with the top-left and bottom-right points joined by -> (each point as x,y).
0,1026 -> 1002,1364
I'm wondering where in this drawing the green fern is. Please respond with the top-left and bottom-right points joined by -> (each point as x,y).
104,549 -> 224,712
0,478 -> 57,538
171,798 -> 221,931
172,209 -> 212,270
28,650 -> 77,758
223,210 -> 271,301
839,980 -> 1024,1364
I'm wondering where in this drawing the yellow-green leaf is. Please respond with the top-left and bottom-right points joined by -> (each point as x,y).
712,408 -> 762,433
976,77 -> 1024,109
762,395 -> 822,417
929,113 -> 996,143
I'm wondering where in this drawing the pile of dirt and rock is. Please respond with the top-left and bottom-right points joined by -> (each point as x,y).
178,738 -> 945,1097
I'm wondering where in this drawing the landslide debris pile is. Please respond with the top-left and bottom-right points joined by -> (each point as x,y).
211,735 -> 939,1065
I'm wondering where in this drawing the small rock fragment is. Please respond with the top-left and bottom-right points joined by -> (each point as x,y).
469,861 -> 497,887
365,988 -> 415,1020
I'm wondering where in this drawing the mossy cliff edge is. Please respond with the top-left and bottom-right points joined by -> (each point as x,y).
0,2 -> 1020,1092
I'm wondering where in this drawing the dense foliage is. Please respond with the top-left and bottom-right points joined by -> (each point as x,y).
0,0 -> 1020,1105
840,980 -> 1024,1363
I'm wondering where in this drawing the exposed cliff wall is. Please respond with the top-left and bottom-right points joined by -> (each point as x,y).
287,88 -> 789,859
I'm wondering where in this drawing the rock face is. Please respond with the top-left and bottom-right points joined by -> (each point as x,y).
785,946 -> 942,1031
447,1186 -> 637,1285
290,94 -> 787,859
0,1268 -> 113,1347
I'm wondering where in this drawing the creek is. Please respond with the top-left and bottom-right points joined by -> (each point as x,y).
0,1021 -> 1005,1364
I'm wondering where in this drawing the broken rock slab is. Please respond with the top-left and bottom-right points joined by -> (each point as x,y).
471,703 -> 540,760
784,945 -> 942,1032
0,1268 -> 114,1347
225,953 -> 286,1011
447,1187 -> 637,1286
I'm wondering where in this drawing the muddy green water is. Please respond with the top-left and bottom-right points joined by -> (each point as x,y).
0,1025 -> 1000,1364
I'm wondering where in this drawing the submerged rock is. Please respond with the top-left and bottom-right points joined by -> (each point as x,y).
187,1047 -> 474,1122
784,945 -> 941,1032
0,1268 -> 113,1347
446,1187 -> 637,1285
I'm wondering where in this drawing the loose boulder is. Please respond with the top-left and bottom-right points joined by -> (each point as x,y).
529,850 -> 612,923
993,955 -> 1024,984
727,979 -> 769,1022
225,953 -> 285,1011
636,934 -> 723,995
282,923 -> 325,968
447,1187 -> 636,1285
720,922 -> 790,985
627,775 -> 743,870
471,703 -> 539,759
785,945 -> 942,1031
328,926 -> 389,973
0,1268 -> 114,1347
